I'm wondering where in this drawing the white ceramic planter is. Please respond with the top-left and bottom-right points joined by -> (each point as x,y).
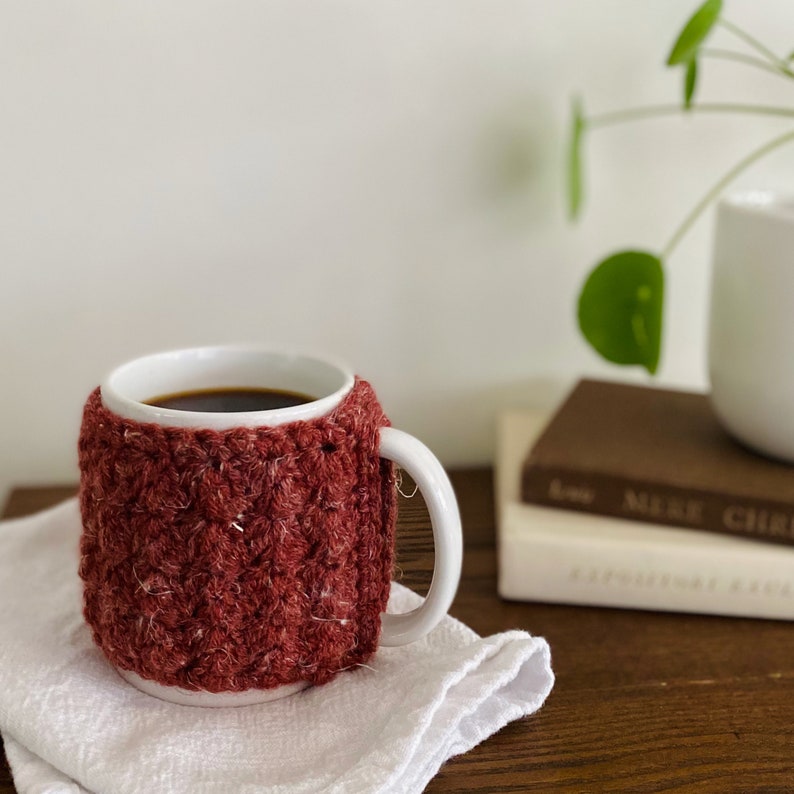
708,190 -> 794,462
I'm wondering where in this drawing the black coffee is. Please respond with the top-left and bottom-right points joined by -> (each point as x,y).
145,387 -> 316,413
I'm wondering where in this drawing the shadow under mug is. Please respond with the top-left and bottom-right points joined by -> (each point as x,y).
79,346 -> 463,707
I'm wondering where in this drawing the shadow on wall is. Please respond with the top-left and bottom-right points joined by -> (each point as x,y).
392,375 -> 573,467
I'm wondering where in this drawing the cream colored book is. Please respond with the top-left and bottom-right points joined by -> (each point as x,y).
496,411 -> 794,620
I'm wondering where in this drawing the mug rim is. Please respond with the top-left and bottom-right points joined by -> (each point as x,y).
719,188 -> 794,224
100,344 -> 356,429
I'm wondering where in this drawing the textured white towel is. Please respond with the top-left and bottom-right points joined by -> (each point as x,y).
0,499 -> 553,794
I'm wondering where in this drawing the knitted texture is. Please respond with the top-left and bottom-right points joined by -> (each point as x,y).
78,379 -> 396,693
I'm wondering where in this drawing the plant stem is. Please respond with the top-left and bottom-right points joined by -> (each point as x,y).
700,47 -> 794,80
718,18 -> 793,75
661,128 -> 794,259
587,103 -> 794,129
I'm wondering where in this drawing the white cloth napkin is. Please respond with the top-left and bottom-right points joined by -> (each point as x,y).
0,499 -> 554,794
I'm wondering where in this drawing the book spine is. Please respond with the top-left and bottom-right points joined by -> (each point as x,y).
498,505 -> 794,620
521,465 -> 794,546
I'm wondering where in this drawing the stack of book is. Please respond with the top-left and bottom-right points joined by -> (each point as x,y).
496,378 -> 794,620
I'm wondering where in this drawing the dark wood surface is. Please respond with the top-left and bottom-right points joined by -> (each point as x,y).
3,473 -> 794,792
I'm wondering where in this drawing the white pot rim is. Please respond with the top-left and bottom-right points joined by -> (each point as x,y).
719,189 -> 794,223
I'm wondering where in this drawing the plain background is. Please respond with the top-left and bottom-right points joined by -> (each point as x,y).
2,0 -> 794,504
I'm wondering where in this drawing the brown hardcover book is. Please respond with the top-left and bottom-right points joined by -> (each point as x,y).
520,378 -> 794,546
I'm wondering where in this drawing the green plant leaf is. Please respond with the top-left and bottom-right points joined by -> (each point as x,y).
684,59 -> 698,108
567,96 -> 585,220
577,250 -> 664,374
667,0 -> 722,66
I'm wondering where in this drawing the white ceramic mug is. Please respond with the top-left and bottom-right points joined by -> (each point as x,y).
708,189 -> 794,461
91,345 -> 463,707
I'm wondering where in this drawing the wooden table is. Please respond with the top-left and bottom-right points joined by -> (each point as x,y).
2,472 -> 794,792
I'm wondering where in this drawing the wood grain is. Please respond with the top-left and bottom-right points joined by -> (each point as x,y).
3,473 -> 794,792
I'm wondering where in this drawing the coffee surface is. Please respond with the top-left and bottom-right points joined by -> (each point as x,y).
145,387 -> 315,413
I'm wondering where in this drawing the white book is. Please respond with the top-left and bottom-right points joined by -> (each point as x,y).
496,411 -> 794,620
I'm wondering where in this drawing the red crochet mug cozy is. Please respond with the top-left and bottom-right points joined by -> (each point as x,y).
78,378 -> 397,693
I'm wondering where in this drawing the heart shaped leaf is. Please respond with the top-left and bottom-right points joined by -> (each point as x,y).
567,96 -> 585,220
684,59 -> 698,108
667,0 -> 722,66
577,250 -> 664,374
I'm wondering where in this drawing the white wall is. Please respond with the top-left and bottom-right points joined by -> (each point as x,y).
3,0 -> 794,503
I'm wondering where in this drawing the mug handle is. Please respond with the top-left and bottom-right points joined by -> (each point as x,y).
377,427 -> 463,646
